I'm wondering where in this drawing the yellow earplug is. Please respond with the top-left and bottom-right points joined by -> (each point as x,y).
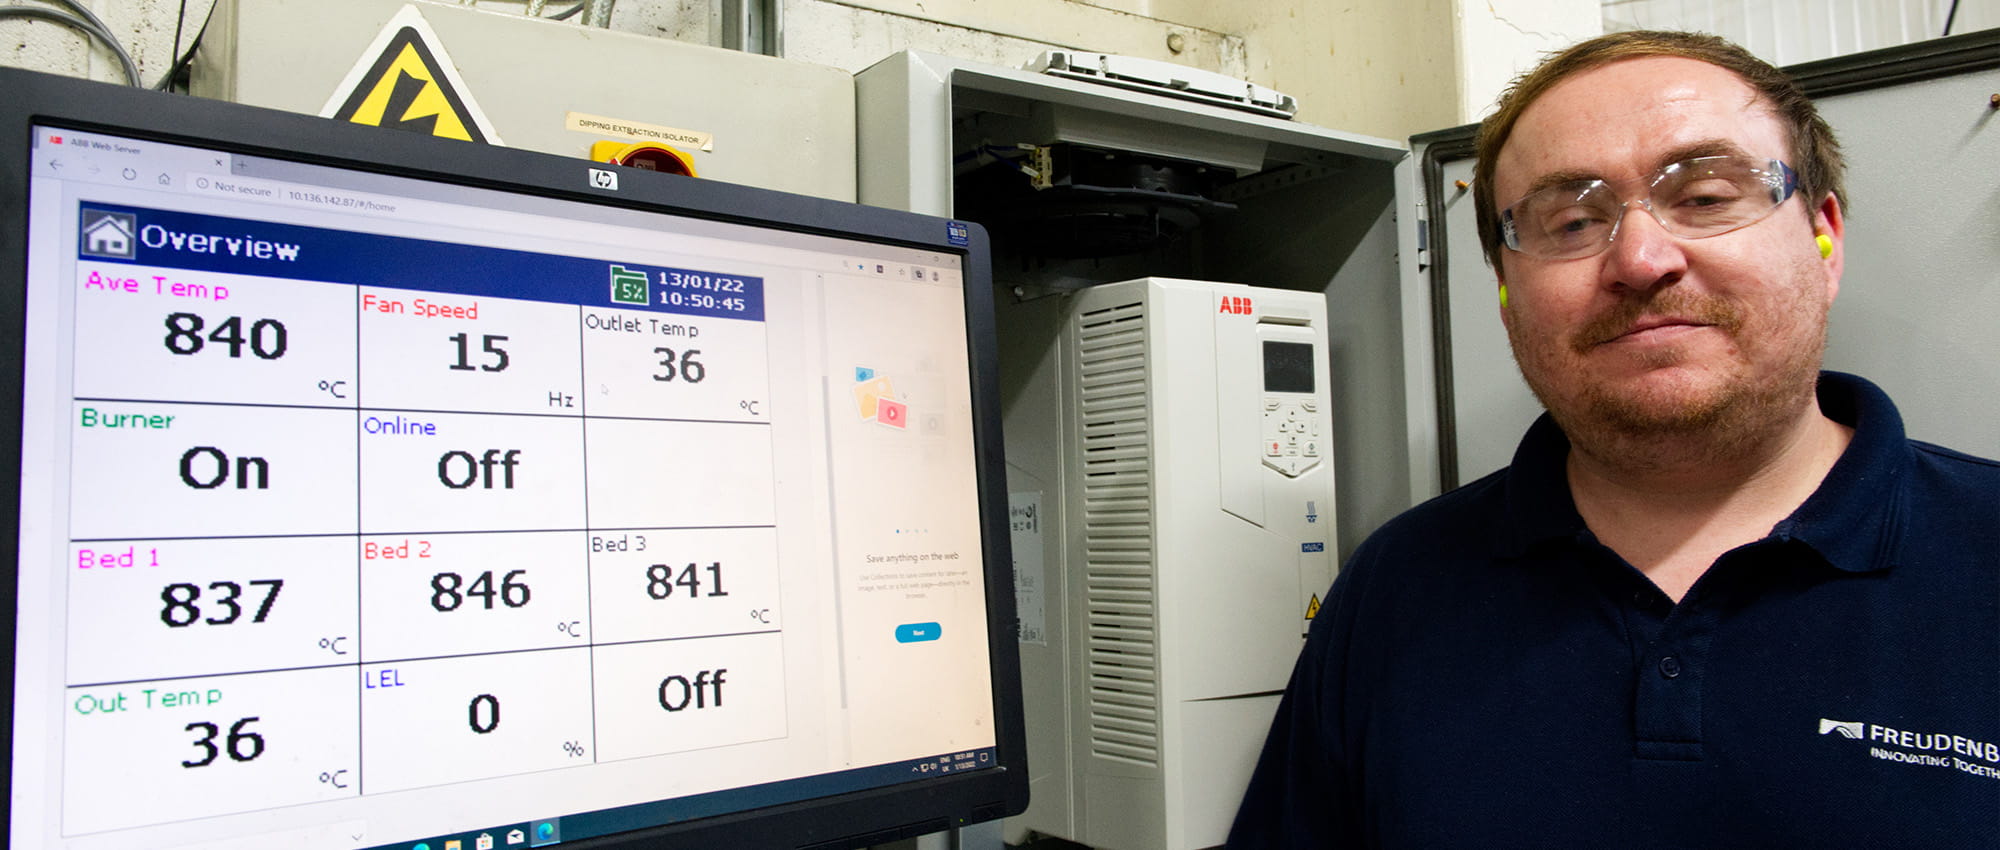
1816,234 -> 1833,259
1498,283 -> 1509,309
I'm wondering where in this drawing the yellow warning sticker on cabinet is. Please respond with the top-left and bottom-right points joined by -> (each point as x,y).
321,6 -> 501,144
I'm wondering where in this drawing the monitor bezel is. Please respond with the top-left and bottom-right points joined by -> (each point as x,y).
0,65 -> 1026,850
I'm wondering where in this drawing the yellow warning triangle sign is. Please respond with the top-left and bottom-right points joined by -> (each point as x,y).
325,8 -> 498,144
1305,594 -> 1322,619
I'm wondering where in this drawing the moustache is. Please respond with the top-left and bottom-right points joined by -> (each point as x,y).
1570,291 -> 1744,353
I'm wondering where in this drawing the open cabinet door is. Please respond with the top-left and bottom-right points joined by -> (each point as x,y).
1800,30 -> 2000,457
1405,126 -> 1541,493
1407,28 -> 2000,494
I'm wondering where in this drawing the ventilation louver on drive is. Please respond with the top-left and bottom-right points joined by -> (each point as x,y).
1075,301 -> 1160,769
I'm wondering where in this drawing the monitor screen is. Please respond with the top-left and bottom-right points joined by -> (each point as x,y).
0,68 -> 1024,850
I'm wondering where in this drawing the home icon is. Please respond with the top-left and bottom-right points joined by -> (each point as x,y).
80,210 -> 135,259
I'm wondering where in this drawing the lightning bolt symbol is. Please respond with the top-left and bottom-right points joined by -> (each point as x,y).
381,70 -> 439,135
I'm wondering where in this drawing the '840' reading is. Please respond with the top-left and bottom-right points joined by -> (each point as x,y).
164,312 -> 288,359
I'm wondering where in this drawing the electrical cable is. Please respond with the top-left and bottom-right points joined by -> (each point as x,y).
160,0 -> 186,88
167,0 -> 186,62
1942,0 -> 1960,36
0,4 -> 141,86
501,1 -> 585,21
153,0 -> 216,91
44,0 -> 115,42
43,0 -> 140,79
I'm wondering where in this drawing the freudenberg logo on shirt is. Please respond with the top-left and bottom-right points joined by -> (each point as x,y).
1819,716 -> 2000,780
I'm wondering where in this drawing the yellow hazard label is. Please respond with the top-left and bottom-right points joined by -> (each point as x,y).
1305,594 -> 1321,619
323,7 -> 498,144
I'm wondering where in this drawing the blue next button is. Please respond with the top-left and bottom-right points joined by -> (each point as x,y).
896,622 -> 942,643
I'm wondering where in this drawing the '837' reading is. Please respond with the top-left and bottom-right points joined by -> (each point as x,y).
162,579 -> 283,627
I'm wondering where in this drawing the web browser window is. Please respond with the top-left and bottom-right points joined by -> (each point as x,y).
13,127 -> 995,849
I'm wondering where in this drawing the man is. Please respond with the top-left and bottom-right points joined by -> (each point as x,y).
1228,31 -> 1998,848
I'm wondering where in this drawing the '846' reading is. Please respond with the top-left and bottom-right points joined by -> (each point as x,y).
431,570 -> 530,612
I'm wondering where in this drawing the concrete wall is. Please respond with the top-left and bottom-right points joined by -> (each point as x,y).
0,0 -> 216,88
0,0 -> 1579,142
1458,2 -> 1604,121
9,1 -> 1994,139
1145,0 -> 1462,139
592,0 -> 1471,137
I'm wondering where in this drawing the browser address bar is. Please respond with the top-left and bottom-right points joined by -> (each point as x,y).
184,171 -> 434,219
175,168 -> 879,275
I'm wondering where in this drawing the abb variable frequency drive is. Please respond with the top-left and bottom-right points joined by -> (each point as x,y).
1002,278 -> 1336,850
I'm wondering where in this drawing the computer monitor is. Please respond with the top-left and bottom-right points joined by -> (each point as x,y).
0,67 -> 1025,849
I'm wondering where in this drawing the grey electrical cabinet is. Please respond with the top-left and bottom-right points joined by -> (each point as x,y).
193,0 -> 856,201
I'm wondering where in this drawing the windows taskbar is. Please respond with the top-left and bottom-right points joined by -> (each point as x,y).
365,746 -> 1000,850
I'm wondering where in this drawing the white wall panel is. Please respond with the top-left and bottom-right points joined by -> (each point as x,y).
1604,0 -> 2000,65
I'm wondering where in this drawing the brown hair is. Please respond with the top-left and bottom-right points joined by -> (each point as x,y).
1472,30 -> 1844,271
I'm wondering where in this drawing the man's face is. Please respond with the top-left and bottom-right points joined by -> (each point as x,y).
1493,56 -> 1841,442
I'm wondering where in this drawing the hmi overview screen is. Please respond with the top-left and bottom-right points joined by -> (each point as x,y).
9,120 -> 1003,849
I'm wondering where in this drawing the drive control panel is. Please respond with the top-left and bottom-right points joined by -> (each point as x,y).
1258,341 -> 1322,478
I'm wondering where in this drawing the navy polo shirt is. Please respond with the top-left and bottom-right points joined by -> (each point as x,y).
1228,372 -> 2000,848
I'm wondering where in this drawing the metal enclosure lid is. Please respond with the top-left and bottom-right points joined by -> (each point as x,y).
855,50 -> 1407,218
194,0 -> 857,201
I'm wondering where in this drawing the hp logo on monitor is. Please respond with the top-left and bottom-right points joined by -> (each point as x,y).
588,168 -> 618,191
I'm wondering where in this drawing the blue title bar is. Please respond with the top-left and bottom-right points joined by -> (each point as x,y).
76,203 -> 764,322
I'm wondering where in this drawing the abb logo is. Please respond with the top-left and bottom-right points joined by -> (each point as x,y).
1218,296 -> 1254,315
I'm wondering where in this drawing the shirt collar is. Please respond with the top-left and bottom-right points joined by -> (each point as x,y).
1497,371 -> 1909,573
